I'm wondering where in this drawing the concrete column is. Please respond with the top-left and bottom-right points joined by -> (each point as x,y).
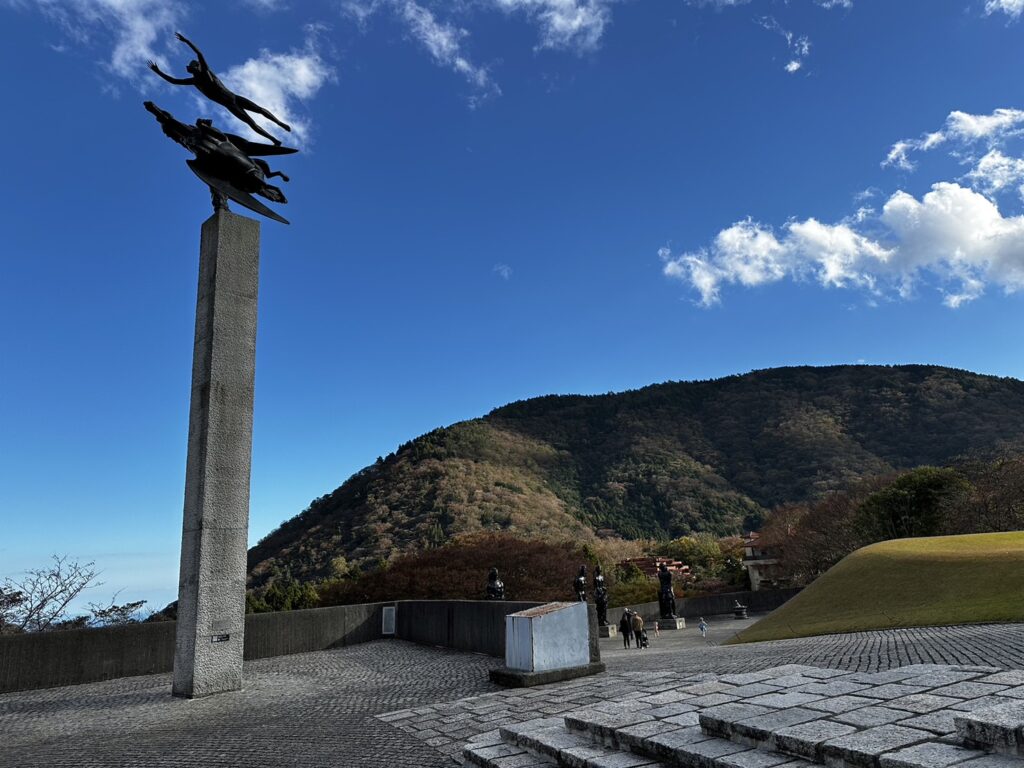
173,209 -> 259,698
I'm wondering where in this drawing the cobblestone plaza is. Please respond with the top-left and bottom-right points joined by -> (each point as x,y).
5,618 -> 1024,767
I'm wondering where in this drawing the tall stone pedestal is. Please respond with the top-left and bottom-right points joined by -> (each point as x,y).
173,209 -> 260,698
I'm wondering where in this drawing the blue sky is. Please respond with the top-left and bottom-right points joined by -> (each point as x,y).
3,0 -> 1024,613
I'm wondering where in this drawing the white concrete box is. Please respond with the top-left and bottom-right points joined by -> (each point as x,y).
505,602 -> 590,673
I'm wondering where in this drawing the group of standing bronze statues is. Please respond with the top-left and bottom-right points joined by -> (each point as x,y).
144,33 -> 297,224
484,561 -> 678,627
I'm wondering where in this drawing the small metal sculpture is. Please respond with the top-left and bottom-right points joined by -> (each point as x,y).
149,33 -> 292,146
144,102 -> 295,224
593,565 -> 609,627
658,563 -> 677,619
573,565 -> 587,602
486,568 -> 505,601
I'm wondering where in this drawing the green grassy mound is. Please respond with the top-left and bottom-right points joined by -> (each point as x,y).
730,531 -> 1024,643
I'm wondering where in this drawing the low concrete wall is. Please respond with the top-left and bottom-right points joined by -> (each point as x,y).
613,588 -> 801,623
243,602 -> 386,660
0,598 -> 601,693
0,602 -> 388,694
0,621 -> 176,694
394,600 -> 541,658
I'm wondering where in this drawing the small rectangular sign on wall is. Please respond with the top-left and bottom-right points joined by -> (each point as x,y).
211,634 -> 230,643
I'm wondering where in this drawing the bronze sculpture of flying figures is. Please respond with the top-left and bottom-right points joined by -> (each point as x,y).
144,101 -> 295,223
149,33 -> 291,146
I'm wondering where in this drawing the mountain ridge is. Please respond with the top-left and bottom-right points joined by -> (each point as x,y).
247,364 -> 1024,585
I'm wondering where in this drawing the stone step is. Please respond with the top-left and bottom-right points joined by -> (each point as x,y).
496,717 -> 667,767
955,702 -> 1024,755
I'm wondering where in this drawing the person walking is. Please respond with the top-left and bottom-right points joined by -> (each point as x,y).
619,610 -> 633,649
631,611 -> 645,650
698,616 -> 709,639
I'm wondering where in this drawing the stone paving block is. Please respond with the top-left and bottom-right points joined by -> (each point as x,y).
900,711 -> 960,736
650,702 -> 699,719
879,742 -> 986,768
722,671 -> 787,686
950,697 -> 1021,713
904,673 -> 984,689
848,671 -> 929,685
639,726 -> 713,760
834,706 -> 915,728
991,688 -> 1024,700
865,685 -> 932,700
691,694 -> 743,708
642,690 -> 697,706
802,668 -> 855,680
502,718 -> 569,741
730,684 -> 787,698
746,692 -> 825,709
614,719 -> 679,749
674,736 -> 753,768
954,702 -> 1024,752
821,725 -> 933,768
699,703 -> 774,738
718,747 -> 798,768
664,712 -> 701,727
585,751 -> 662,768
928,684 -> 1010,700
886,695 -> 963,715
731,708 -> 824,746
980,672 -> 1024,686
806,695 -> 880,714
797,681 -> 874,698
564,709 -> 655,741
958,756 -> 1024,768
683,682 -> 740,695
771,719 -> 858,760
767,676 -> 822,689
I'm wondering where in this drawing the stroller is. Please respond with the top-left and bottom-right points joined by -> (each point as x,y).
638,628 -> 649,648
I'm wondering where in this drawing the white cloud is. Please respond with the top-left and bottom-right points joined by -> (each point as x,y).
756,16 -> 811,73
661,183 -> 1024,309
396,1 -> 497,98
964,149 -> 1024,199
220,26 -> 335,147
492,0 -> 612,52
884,108 -> 1024,170
493,263 -> 513,279
4,0 -> 185,79
986,0 -> 1024,18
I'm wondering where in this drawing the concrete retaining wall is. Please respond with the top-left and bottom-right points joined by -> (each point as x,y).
1,597 -> 601,693
614,588 -> 801,622
394,600 -> 542,658
0,602 -> 388,694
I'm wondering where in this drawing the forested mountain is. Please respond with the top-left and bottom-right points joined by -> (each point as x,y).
247,365 -> 1024,585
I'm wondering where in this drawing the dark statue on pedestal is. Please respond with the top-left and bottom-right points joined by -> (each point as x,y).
150,33 -> 292,146
144,33 -> 297,224
573,565 -> 587,602
658,562 -> 677,620
593,565 -> 609,626
486,568 -> 505,600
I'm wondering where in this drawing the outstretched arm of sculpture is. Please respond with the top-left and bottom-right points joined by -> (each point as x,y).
175,32 -> 208,70
148,61 -> 194,85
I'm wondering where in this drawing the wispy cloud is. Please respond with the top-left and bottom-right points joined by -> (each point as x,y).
985,0 -> 1024,18
492,0 -> 612,52
4,0 -> 185,79
220,24 -> 336,147
756,16 -> 811,73
397,1 -> 498,99
493,263 -> 513,280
